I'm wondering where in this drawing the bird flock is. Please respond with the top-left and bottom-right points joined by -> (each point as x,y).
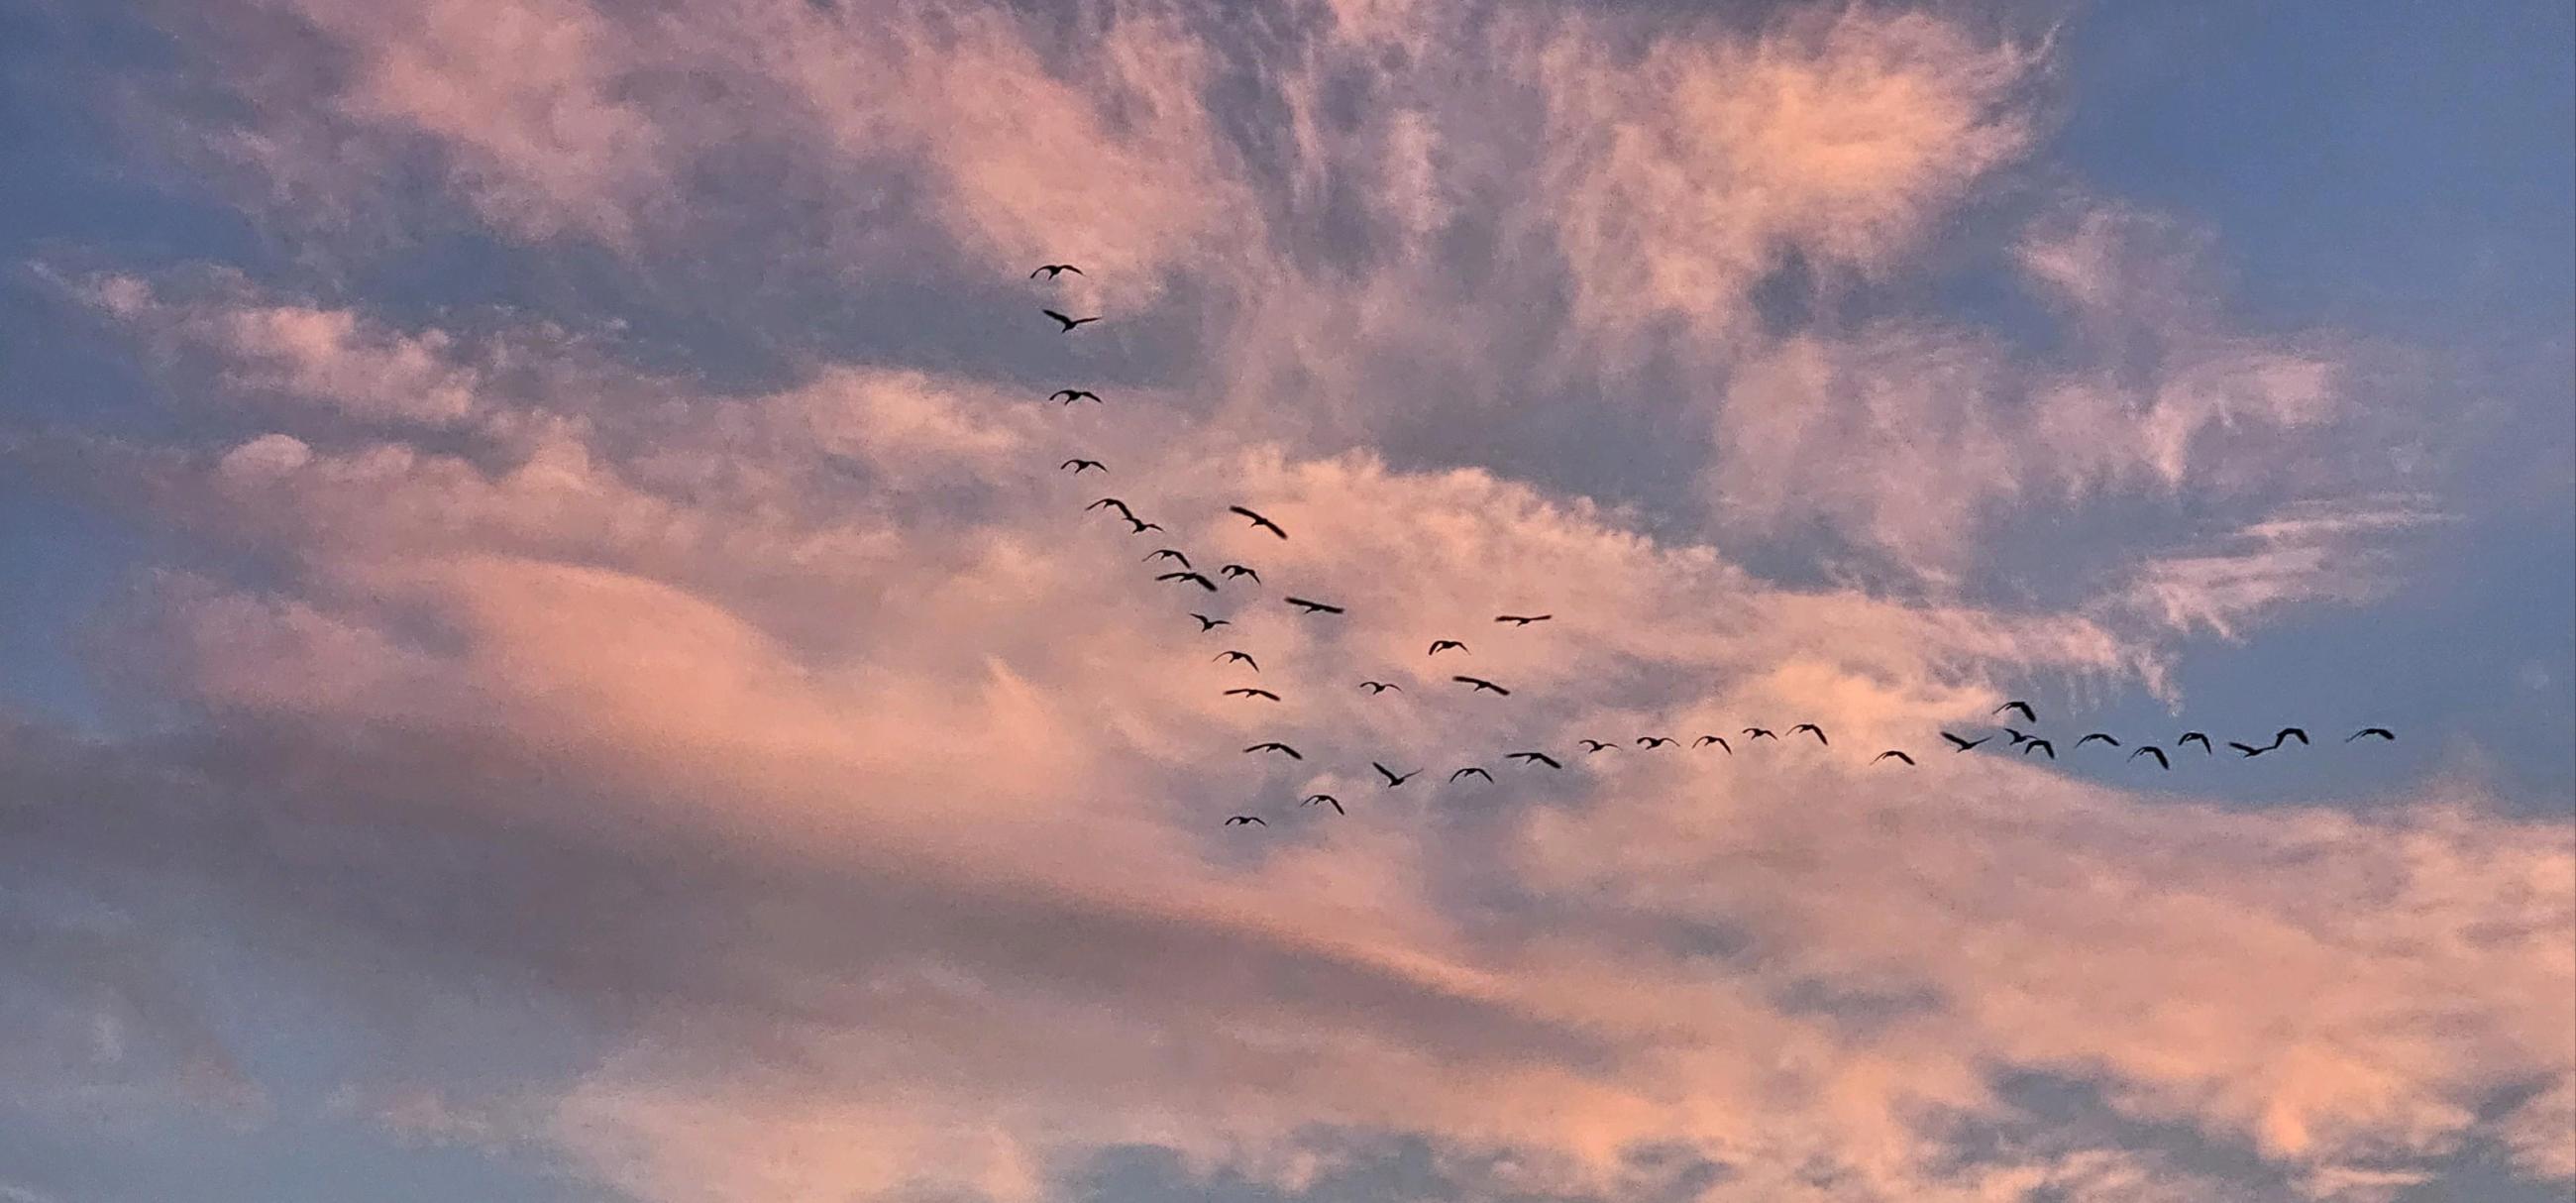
1023,266 -> 2397,829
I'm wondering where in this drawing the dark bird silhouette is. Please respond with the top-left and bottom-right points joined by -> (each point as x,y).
1086,497 -> 1136,520
1358,681 -> 1402,694
1220,564 -> 1260,583
1994,701 -> 2038,722
2178,731 -> 2213,753
1051,389 -> 1102,404
1228,505 -> 1288,540
1873,750 -> 1915,765
1144,548 -> 1191,566
1373,762 -> 1422,787
2228,741 -> 2268,758
1158,570 -> 1217,592
1301,794 -> 1343,816
1060,458 -> 1105,474
2129,745 -> 2171,770
1791,723 -> 1828,746
1507,751 -> 1563,769
1449,767 -> 1493,783
1428,639 -> 1467,656
1224,688 -> 1281,701
1494,614 -> 1553,625
1579,739 -> 1616,754
1190,613 -> 1230,632
2269,727 -> 2310,749
1042,308 -> 1100,331
1244,742 -> 1303,759
1223,815 -> 1265,826
2022,738 -> 2057,759
1942,731 -> 1989,752
1214,650 -> 1258,670
1693,735 -> 1733,753
1637,736 -> 1676,749
2002,727 -> 2034,746
1743,727 -> 1776,741
1125,517 -> 1163,534
1029,264 -> 1084,279
2076,732 -> 2122,748
2347,727 -> 2396,742
1452,675 -> 1511,696
1285,597 -> 1344,615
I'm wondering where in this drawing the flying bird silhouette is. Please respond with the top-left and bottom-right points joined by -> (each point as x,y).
1507,751 -> 1563,769
1042,308 -> 1100,331
2269,727 -> 2310,748
1220,564 -> 1260,583
1743,727 -> 1776,741
1428,639 -> 1467,656
1060,458 -> 1105,474
1994,701 -> 2038,722
2129,745 -> 2171,770
1357,681 -> 1402,694
1085,497 -> 1135,520
1301,794 -> 1343,816
1214,650 -> 1258,670
1579,739 -> 1616,754
1791,723 -> 1828,745
2228,741 -> 2269,758
2346,727 -> 2396,742
1144,548 -> 1191,566
1224,688 -> 1281,701
1494,614 -> 1553,625
1452,676 -> 1511,696
1873,750 -> 1915,765
1941,731 -> 1989,751
1050,389 -> 1101,404
1125,517 -> 1163,534
2022,738 -> 2057,759
1449,767 -> 1493,783
1029,264 -> 1084,279
1223,815 -> 1265,826
1636,736 -> 1676,749
1285,597 -> 1344,615
1243,742 -> 1303,759
1692,735 -> 1733,753
2178,731 -> 2212,753
1158,571 -> 1217,592
1190,613 -> 1230,631
2002,727 -> 2034,746
2076,732 -> 2122,748
1228,506 -> 1288,539
1373,762 -> 1422,787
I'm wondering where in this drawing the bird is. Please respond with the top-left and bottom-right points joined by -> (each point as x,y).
1223,815 -> 1265,826
1449,767 -> 1493,783
1085,497 -> 1136,520
1579,739 -> 1616,754
1158,571 -> 1217,592
1941,731 -> 1989,752
2076,732 -> 2122,748
1636,736 -> 1676,749
1494,614 -> 1553,626
1042,308 -> 1100,331
2269,727 -> 2310,749
2022,739 -> 2056,759
1790,723 -> 1828,746
1743,727 -> 1776,741
1228,505 -> 1288,539
1125,517 -> 1163,534
2227,741 -> 2268,758
2001,727 -> 2034,746
1301,794 -> 1343,816
1873,750 -> 1916,766
1358,681 -> 1402,694
1219,564 -> 1260,584
1214,650 -> 1258,670
1994,701 -> 2038,722
2128,746 -> 2171,770
1244,742 -> 1302,759
1144,549 -> 1191,566
1059,458 -> 1105,474
1285,597 -> 1344,615
1452,676 -> 1510,696
2178,731 -> 2213,753
1692,735 -> 1732,753
1373,762 -> 1422,787
1428,639 -> 1467,656
1224,688 -> 1281,702
1050,389 -> 1101,404
1190,613 -> 1230,632
1029,264 -> 1084,279
2347,727 -> 2396,742
1506,751 -> 1562,769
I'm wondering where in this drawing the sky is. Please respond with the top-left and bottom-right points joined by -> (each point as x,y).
0,0 -> 2570,1200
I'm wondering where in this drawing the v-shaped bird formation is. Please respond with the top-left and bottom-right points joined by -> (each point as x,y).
1024,265 -> 2396,828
